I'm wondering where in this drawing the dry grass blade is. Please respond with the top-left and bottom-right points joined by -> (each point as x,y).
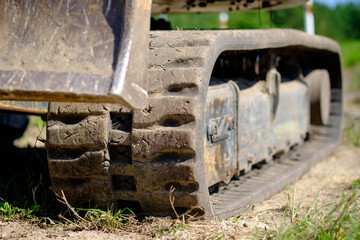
168,186 -> 204,222
208,199 -> 222,220
58,214 -> 83,230
256,179 -> 360,239
169,186 -> 180,219
55,190 -> 102,230
57,190 -> 86,223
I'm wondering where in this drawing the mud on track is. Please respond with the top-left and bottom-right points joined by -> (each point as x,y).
0,145 -> 359,239
0,66 -> 359,239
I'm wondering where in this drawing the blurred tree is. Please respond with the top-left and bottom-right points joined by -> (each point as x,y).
152,2 -> 360,41
314,3 -> 344,40
271,6 -> 304,30
314,2 -> 360,41
335,3 -> 360,39
164,13 -> 219,29
227,11 -> 272,29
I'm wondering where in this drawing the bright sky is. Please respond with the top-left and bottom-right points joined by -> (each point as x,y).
314,0 -> 358,7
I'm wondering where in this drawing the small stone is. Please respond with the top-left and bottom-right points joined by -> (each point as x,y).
258,222 -> 269,231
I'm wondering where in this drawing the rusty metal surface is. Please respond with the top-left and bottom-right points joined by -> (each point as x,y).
204,76 -> 309,187
0,0 -> 150,109
237,79 -> 308,170
204,82 -> 239,187
269,80 -> 309,154
212,90 -> 342,219
152,0 -> 305,13
0,101 -> 48,115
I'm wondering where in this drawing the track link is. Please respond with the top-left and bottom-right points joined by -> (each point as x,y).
47,29 -> 342,219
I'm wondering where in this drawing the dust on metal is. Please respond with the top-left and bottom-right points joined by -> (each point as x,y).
205,82 -> 239,188
0,0 -> 150,109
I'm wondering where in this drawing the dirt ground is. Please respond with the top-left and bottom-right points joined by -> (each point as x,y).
0,66 -> 359,239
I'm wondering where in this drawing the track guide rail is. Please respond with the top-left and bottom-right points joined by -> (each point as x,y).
211,90 -> 341,219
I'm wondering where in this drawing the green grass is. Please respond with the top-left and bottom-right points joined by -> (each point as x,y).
283,184 -> 293,191
0,200 -> 52,224
343,115 -> 360,147
255,179 -> 360,239
340,41 -> 360,67
59,206 -> 138,232
348,73 -> 360,91
1,189 -> 189,237
55,190 -> 190,235
29,116 -> 46,128
0,201 -> 34,221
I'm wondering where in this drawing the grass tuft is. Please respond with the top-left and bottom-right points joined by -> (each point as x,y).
348,73 -> 360,91
0,200 -> 40,222
343,115 -> 360,147
255,179 -> 360,239
54,190 -> 191,237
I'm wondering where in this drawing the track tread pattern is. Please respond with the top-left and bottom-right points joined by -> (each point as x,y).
47,31 -> 211,215
47,30 -> 342,218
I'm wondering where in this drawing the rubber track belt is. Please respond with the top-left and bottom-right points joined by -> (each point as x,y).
46,29 -> 342,219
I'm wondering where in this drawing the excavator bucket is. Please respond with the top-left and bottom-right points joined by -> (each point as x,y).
0,0 -> 151,109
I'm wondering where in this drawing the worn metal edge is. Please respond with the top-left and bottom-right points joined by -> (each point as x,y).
210,94 -> 342,220
0,100 -> 48,115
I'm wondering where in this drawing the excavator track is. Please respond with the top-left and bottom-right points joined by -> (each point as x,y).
46,29 -> 342,219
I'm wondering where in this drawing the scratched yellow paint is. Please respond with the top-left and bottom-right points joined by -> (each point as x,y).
204,136 -> 230,187
204,137 -> 216,185
137,0 -> 152,11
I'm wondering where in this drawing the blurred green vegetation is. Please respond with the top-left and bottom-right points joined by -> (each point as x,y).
340,41 -> 360,67
155,2 -> 360,41
154,2 -> 360,66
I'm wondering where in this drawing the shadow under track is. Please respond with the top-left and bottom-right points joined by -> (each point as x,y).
0,144 -> 62,218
